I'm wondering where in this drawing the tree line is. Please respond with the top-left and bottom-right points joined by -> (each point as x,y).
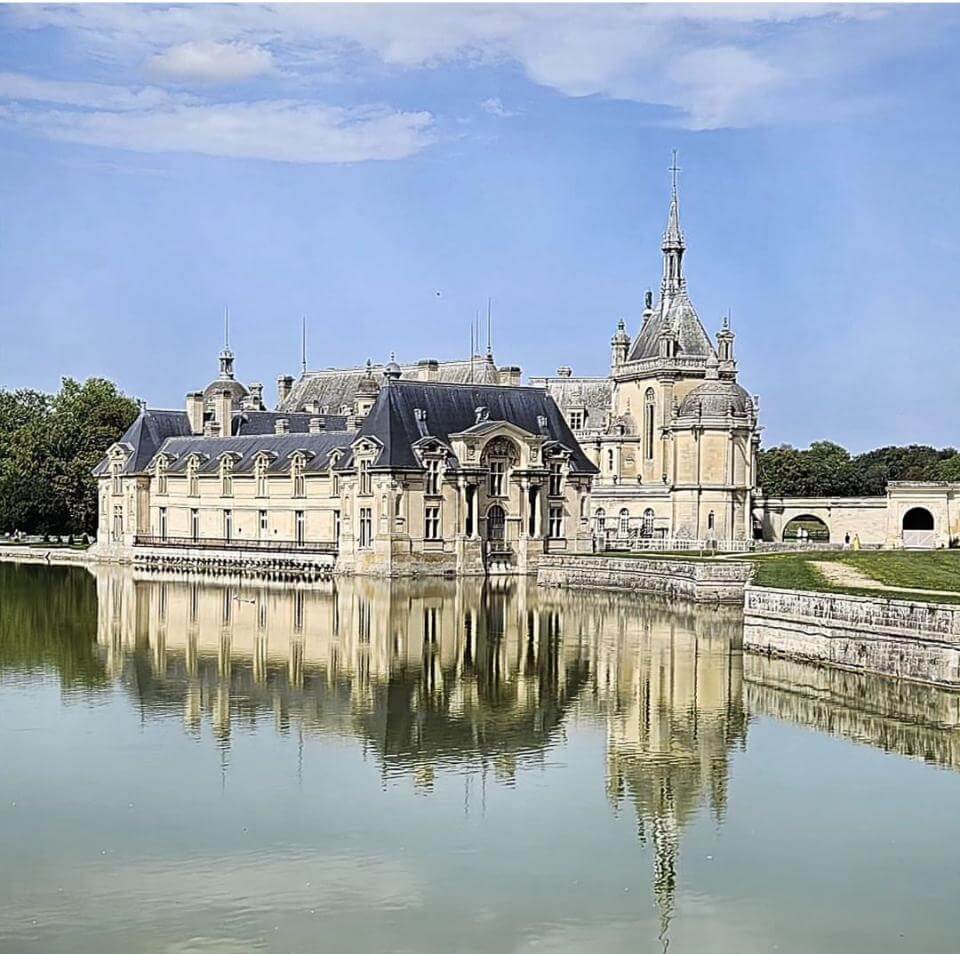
758,441 -> 960,498
0,378 -> 139,536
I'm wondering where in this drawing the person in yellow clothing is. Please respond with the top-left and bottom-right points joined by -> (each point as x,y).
852,534 -> 861,550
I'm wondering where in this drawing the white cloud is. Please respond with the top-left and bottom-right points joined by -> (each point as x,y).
0,99 -> 434,164
148,40 -> 274,83
0,71 -> 182,111
480,97 -> 514,118
0,4 -> 936,132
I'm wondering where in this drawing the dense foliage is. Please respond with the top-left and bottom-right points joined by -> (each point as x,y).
0,378 -> 139,535
758,441 -> 960,497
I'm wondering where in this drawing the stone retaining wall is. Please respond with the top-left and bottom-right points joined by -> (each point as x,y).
0,546 -> 92,567
537,555 -> 752,603
133,545 -> 336,582
744,585 -> 960,686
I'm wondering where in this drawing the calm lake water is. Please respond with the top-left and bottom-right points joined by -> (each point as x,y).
2,563 -> 960,954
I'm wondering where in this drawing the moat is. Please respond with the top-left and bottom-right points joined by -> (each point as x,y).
2,562 -> 960,953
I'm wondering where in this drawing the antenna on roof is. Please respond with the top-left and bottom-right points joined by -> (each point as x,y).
486,297 -> 493,359
301,316 -> 307,374
223,305 -> 230,351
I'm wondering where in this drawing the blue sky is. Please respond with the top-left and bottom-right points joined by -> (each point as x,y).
1,3 -> 959,452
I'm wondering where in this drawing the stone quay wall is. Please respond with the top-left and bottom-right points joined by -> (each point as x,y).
133,546 -> 336,582
537,555 -> 753,603
743,585 -> 960,687
0,545 -> 92,567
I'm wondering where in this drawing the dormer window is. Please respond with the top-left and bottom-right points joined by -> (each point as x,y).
291,454 -> 305,498
424,458 -> 442,496
220,456 -> 234,497
255,455 -> 268,497
155,458 -> 168,495
568,409 -> 585,431
111,460 -> 123,495
187,457 -> 199,497
358,459 -> 372,496
548,461 -> 563,497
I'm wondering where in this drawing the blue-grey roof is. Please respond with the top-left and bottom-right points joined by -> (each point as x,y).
94,409 -> 194,476
152,432 -> 355,474
232,410 -> 347,435
354,380 -> 596,474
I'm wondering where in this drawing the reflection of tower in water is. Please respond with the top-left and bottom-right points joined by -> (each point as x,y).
589,598 -> 747,946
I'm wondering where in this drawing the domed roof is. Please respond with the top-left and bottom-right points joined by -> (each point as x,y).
679,377 -> 753,418
203,348 -> 249,402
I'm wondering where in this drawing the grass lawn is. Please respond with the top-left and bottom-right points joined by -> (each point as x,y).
747,549 -> 960,603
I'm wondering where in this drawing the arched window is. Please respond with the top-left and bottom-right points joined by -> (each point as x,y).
619,508 -> 630,536
487,504 -> 506,541
642,507 -> 655,537
707,510 -> 716,532
644,388 -> 656,461
595,508 -> 606,533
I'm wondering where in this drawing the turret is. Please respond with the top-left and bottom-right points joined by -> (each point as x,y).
354,359 -> 380,418
611,319 -> 630,372
716,316 -> 735,367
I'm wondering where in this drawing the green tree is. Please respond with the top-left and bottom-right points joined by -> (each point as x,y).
0,378 -> 138,536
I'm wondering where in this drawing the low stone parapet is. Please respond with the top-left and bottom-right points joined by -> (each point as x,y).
744,585 -> 960,686
537,554 -> 753,603
132,544 -> 336,582
0,545 -> 92,567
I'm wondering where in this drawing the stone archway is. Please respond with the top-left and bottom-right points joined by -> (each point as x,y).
486,504 -> 506,542
782,514 -> 830,542
902,507 -> 935,549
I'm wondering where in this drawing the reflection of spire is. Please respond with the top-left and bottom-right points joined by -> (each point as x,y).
652,808 -> 678,952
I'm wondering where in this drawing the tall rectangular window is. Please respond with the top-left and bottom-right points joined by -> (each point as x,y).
644,390 -> 656,462
158,507 -> 167,540
188,458 -> 199,497
292,456 -> 305,498
358,460 -> 372,496
488,461 -> 505,497
223,509 -> 232,541
295,510 -> 305,546
548,461 -> 563,497
359,507 -> 372,548
333,510 -> 341,542
258,510 -> 268,538
190,508 -> 200,541
424,505 -> 441,540
548,506 -> 563,539
111,463 -> 122,495
220,458 -> 234,497
156,459 -> 168,495
255,457 -> 268,497
424,458 -> 441,496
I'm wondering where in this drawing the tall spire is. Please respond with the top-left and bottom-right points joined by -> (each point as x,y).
219,305 -> 235,378
662,150 -> 685,296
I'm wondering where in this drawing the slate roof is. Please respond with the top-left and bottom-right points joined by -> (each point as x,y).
626,287 -> 716,362
232,410 -> 347,435
527,375 -> 612,431
280,355 -> 506,413
354,380 -> 597,474
678,378 -> 754,418
150,432 -> 355,475
94,409 -> 194,476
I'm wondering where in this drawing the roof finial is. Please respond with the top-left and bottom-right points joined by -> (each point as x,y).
670,149 -> 680,199
223,305 -> 230,350
301,316 -> 307,374
486,297 -> 493,359
663,150 -> 684,249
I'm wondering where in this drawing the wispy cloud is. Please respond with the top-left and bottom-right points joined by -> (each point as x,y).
480,97 -> 515,119
148,40 -> 275,84
0,99 -> 434,164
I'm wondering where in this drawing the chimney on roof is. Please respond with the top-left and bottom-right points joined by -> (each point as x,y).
203,420 -> 217,438
276,375 -> 294,408
186,392 -> 204,435
309,417 -> 325,434
498,365 -> 522,387
417,359 -> 439,382
274,418 -> 289,435
249,382 -> 265,410
557,366 -> 572,378
215,388 -> 233,438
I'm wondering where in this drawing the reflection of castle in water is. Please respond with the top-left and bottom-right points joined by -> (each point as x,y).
745,653 -> 960,772
92,567 -> 748,935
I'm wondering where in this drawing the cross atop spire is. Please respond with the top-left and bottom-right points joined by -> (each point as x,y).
663,149 -> 684,251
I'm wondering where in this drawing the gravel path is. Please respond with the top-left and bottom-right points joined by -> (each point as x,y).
813,560 -> 960,597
